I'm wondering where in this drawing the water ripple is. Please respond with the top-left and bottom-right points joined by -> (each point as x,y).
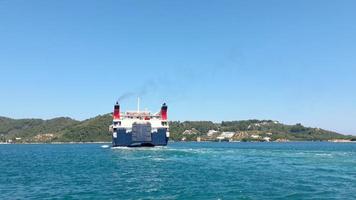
0,142 -> 355,199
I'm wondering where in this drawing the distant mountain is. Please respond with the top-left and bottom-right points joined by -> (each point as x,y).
0,115 -> 112,143
0,116 -> 79,142
0,115 -> 354,143
170,120 -> 355,142
58,114 -> 113,142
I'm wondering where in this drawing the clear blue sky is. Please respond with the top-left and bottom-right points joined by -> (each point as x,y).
1,0 -> 355,134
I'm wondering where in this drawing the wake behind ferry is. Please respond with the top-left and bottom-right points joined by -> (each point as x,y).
109,99 -> 169,147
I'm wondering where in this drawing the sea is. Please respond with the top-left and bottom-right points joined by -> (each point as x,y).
0,142 -> 355,200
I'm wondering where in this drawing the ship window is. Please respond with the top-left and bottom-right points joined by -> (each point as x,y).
161,122 -> 168,126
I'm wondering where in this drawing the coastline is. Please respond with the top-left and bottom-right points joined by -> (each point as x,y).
1,140 -> 356,145
0,141 -> 110,145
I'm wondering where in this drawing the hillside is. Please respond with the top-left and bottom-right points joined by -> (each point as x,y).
0,116 -> 79,142
57,114 -> 113,142
170,120 -> 355,141
0,115 -> 354,143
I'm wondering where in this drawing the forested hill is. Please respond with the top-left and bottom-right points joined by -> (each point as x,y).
0,115 -> 354,143
0,115 -> 112,143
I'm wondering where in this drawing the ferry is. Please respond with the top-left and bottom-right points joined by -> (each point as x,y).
109,99 -> 169,147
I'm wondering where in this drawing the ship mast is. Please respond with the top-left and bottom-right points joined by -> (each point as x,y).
137,97 -> 140,113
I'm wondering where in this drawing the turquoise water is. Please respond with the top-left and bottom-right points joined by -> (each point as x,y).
1,142 -> 355,199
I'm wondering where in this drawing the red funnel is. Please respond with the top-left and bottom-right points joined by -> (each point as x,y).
113,102 -> 120,119
161,103 -> 168,120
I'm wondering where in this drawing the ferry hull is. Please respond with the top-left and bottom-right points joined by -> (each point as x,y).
112,128 -> 169,147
